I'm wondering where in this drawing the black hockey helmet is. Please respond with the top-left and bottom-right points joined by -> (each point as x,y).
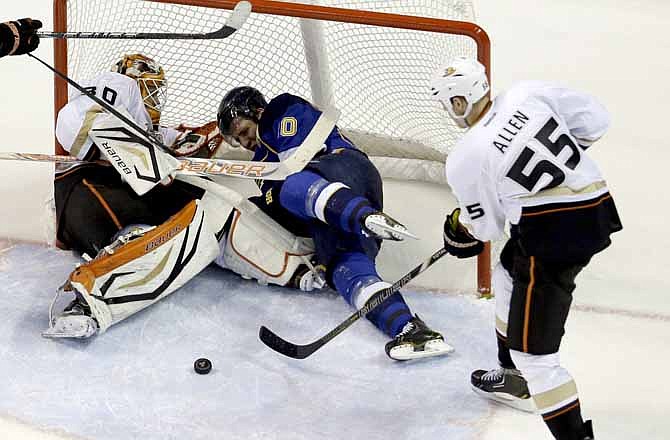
217,86 -> 268,135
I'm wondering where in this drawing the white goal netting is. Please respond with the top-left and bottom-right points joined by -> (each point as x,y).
59,0 -> 480,183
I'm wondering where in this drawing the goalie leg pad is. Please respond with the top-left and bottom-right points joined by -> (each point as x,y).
66,199 -> 220,333
216,208 -> 315,287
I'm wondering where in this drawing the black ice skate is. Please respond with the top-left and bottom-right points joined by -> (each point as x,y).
361,211 -> 417,241
580,420 -> 594,439
470,367 -> 536,412
385,315 -> 454,360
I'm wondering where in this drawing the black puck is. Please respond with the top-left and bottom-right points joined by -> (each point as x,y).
194,358 -> 212,374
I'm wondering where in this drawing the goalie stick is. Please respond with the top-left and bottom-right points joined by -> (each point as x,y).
39,1 -> 251,40
258,247 -> 449,359
0,152 -> 294,180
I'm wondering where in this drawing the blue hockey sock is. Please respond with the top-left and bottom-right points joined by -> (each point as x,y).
280,171 -> 374,234
331,252 -> 412,338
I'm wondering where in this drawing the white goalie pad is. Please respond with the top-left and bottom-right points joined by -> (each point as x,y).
66,199 -> 220,333
216,208 -> 315,287
88,108 -> 181,196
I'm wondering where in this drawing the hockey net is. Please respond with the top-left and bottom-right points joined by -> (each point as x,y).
53,0 -> 492,294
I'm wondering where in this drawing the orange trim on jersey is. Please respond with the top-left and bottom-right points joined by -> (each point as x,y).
228,210 -> 312,277
83,178 -> 122,230
543,400 -> 580,421
522,256 -> 536,353
522,194 -> 612,218
69,200 -> 197,293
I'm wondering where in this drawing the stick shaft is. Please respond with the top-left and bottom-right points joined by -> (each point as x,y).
0,152 -> 289,180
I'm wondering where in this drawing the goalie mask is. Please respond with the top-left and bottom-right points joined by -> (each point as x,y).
217,86 -> 267,140
113,54 -> 167,125
430,56 -> 489,122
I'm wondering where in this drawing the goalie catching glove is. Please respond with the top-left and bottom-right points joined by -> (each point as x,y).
167,120 -> 224,158
443,208 -> 484,258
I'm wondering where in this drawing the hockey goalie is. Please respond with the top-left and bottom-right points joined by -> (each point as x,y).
44,54 -> 324,339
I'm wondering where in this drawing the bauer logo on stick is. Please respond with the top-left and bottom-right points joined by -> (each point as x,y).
177,158 -> 275,178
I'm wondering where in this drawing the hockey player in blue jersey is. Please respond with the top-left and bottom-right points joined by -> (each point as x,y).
217,87 -> 453,360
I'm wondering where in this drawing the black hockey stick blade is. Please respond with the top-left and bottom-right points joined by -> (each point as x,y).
259,326 -> 315,359
39,1 -> 251,40
259,247 -> 449,359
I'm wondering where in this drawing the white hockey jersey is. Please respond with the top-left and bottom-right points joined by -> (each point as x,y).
55,72 -> 179,159
446,81 -> 611,242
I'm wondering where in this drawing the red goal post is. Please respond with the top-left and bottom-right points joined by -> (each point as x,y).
52,0 -> 492,295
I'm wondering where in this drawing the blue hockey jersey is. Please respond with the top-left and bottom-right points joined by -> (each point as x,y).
252,93 -> 356,162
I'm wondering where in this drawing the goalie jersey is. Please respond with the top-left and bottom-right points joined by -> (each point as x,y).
446,81 -> 622,260
56,72 -> 179,160
252,93 -> 356,163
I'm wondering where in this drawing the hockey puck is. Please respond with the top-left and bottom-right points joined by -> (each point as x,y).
194,358 -> 212,374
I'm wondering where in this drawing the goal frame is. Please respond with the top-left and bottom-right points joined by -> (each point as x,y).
52,0 -> 492,295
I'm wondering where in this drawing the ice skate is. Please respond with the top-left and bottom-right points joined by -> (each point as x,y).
42,297 -> 98,339
385,315 -> 453,360
470,367 -> 536,412
580,420 -> 594,439
362,211 -> 417,241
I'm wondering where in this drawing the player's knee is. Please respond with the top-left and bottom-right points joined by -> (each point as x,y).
280,170 -> 328,219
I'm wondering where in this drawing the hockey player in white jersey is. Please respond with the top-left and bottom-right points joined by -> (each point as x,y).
45,54 -> 324,339
430,57 -> 622,440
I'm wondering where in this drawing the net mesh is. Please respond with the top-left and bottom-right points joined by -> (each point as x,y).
63,0 -> 478,181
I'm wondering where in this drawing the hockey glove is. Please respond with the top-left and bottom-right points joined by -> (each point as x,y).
168,121 -> 224,158
443,208 -> 484,259
0,18 -> 42,57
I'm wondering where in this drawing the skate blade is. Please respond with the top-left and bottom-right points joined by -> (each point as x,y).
366,217 -> 419,241
389,339 -> 454,361
471,385 -> 537,413
42,328 -> 95,339
42,316 -> 98,339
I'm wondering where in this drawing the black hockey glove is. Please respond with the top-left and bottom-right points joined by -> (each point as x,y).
443,208 -> 484,259
0,18 -> 42,58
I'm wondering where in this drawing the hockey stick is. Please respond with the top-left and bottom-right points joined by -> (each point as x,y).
259,247 -> 449,359
38,1 -> 251,40
0,151 -> 293,180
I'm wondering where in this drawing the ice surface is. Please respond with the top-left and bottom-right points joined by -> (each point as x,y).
0,244 -> 498,440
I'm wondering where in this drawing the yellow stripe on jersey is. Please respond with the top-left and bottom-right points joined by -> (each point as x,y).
70,106 -> 104,158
